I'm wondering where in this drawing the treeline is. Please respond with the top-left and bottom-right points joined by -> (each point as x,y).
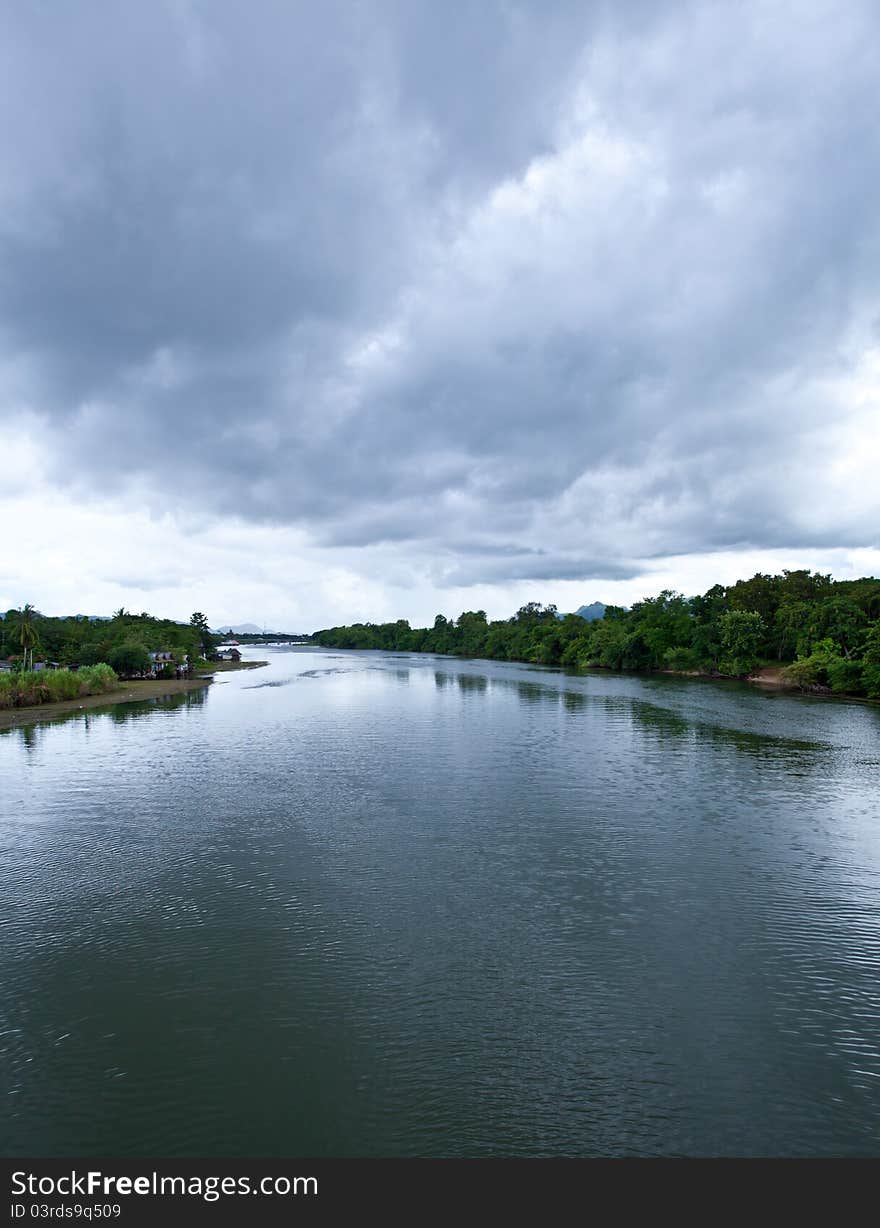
312,570 -> 880,698
0,607 -> 218,678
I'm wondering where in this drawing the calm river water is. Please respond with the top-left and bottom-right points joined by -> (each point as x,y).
2,646 -> 879,1156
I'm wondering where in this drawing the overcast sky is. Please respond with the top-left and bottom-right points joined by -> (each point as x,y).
2,0 -> 879,630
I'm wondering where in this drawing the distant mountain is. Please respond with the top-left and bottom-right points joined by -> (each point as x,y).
553,601 -> 607,621
214,623 -> 263,634
574,602 -> 606,621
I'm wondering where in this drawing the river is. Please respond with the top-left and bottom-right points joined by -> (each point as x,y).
2,645 -> 879,1155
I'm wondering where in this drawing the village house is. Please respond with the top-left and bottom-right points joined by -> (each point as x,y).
148,651 -> 190,678
149,650 -> 174,673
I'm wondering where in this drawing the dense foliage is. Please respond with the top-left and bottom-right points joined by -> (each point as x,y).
0,608 -> 219,677
313,571 -> 880,698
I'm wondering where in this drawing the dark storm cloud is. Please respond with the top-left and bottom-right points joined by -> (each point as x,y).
2,0 -> 879,585
437,553 -> 643,586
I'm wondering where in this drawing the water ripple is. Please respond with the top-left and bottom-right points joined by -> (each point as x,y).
2,647 -> 879,1156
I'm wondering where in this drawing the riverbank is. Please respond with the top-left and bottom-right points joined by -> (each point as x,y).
0,676 -> 213,731
658,664 -> 791,687
747,666 -> 789,687
636,662 -> 875,702
0,658 -> 271,730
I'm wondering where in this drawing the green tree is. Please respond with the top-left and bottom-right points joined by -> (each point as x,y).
107,642 -> 151,679
425,614 -> 454,653
9,604 -> 41,670
718,610 -> 765,676
629,590 -> 693,666
455,610 -> 489,657
782,638 -> 864,694
774,600 -> 812,661
778,569 -> 832,605
578,618 -> 628,669
689,584 -> 728,669
727,574 -> 779,627
862,624 -> 880,699
293,567 -> 880,697
808,597 -> 867,659
189,612 -> 215,659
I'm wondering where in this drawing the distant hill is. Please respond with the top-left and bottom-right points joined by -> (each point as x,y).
554,602 -> 607,621
213,625 -> 311,641
574,602 -> 606,621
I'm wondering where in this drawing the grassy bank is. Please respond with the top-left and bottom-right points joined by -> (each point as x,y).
0,664 -> 119,710
195,659 -> 268,674
0,659 -> 269,731
0,675 -> 213,731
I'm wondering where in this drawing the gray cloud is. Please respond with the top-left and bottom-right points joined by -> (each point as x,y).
2,0 -> 879,589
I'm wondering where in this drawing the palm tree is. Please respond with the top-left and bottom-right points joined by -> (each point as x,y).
10,603 -> 40,671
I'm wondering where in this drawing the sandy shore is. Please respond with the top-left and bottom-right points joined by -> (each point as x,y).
658,664 -> 792,688
746,666 -> 789,687
0,660 -> 269,731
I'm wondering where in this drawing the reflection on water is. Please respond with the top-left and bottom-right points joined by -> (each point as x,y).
0,687 -> 208,749
2,646 -> 879,1157
624,696 -> 835,764
457,673 -> 486,693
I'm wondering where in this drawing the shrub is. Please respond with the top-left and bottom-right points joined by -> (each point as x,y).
108,642 -> 151,678
782,657 -> 824,689
0,665 -> 119,710
864,660 -> 880,700
77,663 -> 119,695
782,640 -> 864,694
42,670 -> 82,702
11,671 -> 48,706
826,657 -> 864,695
664,646 -> 701,671
560,640 -> 584,667
718,610 -> 765,676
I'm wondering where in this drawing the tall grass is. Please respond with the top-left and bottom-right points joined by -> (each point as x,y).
75,663 -> 118,694
0,664 -> 119,710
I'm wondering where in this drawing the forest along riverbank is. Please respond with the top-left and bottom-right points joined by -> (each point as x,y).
311,570 -> 880,701
0,660 -> 267,731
